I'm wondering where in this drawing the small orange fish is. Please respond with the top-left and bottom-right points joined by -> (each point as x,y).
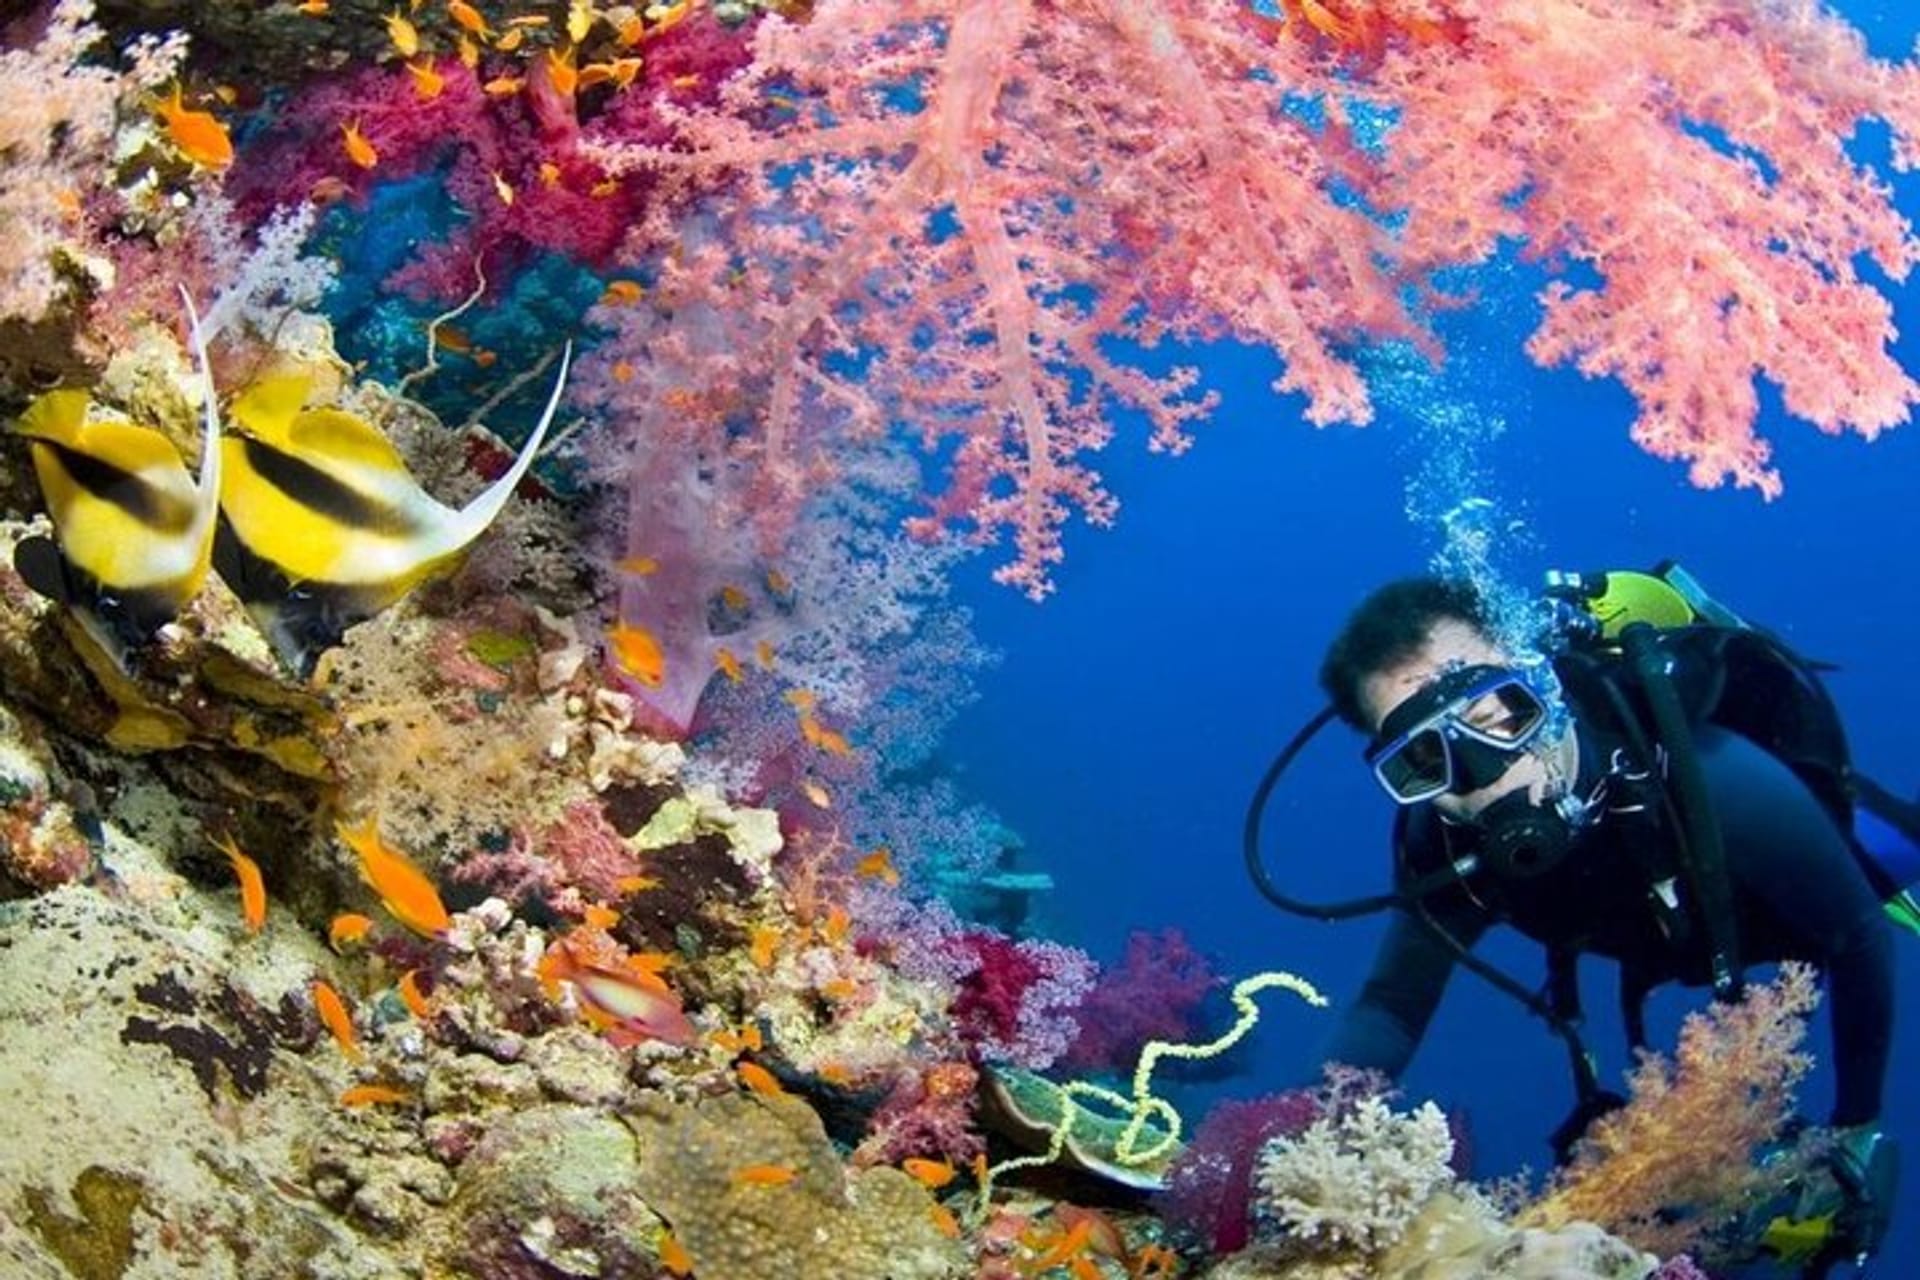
329,912 -> 375,951
507,12 -> 549,25
648,0 -> 691,37
157,86 -> 234,170
341,120 -> 379,169
1027,1219 -> 1095,1274
783,688 -> 817,712
600,279 -> 644,305
732,1163 -> 797,1187
589,177 -> 620,198
669,73 -> 700,91
583,902 -> 621,929
748,925 -> 780,970
800,779 -> 832,810
903,1156 -> 957,1189
336,817 -> 452,937
446,0 -> 492,39
385,9 -> 420,57
490,170 -> 515,206
718,584 -> 750,612
339,1083 -> 410,1107
815,1062 -> 853,1086
765,568 -> 792,597
854,846 -> 899,886
397,968 -> 434,1019
456,33 -> 481,67
736,1061 -> 786,1098
482,75 -> 523,97
406,56 -> 445,100
295,0 -> 330,15
312,979 -> 361,1060
212,833 -> 267,933
800,716 -> 853,757
821,904 -> 851,946
755,640 -> 776,670
819,977 -> 858,1001
715,647 -> 743,683
545,46 -> 579,97
538,161 -> 562,187
607,620 -> 665,687
611,361 -> 636,384
928,1203 -> 962,1238
709,1024 -> 763,1054
616,555 -> 658,576
658,1230 -> 693,1276
615,874 -> 661,894
495,25 -> 525,52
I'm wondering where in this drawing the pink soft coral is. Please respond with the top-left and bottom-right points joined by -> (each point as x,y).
1370,0 -> 1920,494
589,0 -> 1421,599
581,0 -> 1919,602
1061,928 -> 1222,1075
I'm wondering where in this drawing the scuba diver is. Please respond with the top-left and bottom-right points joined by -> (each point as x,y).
1244,565 -> 1913,1277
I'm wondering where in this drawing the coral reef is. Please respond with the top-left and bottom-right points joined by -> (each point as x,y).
0,0 -> 1903,1277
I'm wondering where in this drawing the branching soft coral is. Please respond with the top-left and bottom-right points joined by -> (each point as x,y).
1522,962 -> 1821,1259
1370,0 -> 1920,495
583,0 -> 1920,600
588,0 -> 1421,598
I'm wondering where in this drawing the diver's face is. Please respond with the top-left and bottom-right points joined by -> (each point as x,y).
1359,618 -> 1560,821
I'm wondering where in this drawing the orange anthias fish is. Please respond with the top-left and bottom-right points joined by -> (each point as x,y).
341,120 -> 379,169
854,846 -> 899,887
336,817 -> 452,937
339,1083 -> 410,1107
607,620 -> 665,687
736,1061 -> 787,1098
538,936 -> 696,1048
329,912 -> 375,951
902,1157 -> 956,1189
212,833 -> 267,933
157,87 -> 234,170
447,0 -> 492,39
384,8 -> 421,57
397,968 -> 434,1019
658,1230 -> 693,1276
732,1163 -> 797,1187
406,56 -> 445,101
311,979 -> 361,1060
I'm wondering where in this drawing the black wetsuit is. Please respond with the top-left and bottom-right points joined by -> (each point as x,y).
1322,723 -> 1895,1127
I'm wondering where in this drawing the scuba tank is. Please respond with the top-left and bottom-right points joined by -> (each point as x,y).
1546,562 -> 1920,935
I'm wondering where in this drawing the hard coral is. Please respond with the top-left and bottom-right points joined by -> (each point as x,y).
627,1091 -> 966,1280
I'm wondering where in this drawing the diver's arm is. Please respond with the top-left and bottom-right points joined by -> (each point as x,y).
1701,728 -> 1895,1128
1317,903 -> 1485,1078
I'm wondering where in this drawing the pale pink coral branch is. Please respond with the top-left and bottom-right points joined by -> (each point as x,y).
1374,0 -> 1920,493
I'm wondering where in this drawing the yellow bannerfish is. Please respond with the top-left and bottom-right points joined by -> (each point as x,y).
213,345 -> 572,674
10,290 -> 223,668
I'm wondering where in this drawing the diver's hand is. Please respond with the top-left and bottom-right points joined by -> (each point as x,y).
1824,1123 -> 1898,1268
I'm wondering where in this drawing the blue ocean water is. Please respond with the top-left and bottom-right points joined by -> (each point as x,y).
943,3 -> 1920,1267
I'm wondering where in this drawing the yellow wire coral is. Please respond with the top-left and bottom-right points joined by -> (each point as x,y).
975,969 -> 1327,1212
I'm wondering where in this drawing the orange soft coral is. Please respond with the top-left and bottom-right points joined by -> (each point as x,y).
1522,962 -> 1820,1257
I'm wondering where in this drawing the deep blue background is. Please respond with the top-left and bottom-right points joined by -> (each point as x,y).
944,5 -> 1920,1267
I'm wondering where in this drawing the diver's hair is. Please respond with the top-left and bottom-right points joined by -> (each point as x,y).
1319,577 -> 1490,732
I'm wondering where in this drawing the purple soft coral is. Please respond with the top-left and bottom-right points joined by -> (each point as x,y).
1060,928 -> 1222,1075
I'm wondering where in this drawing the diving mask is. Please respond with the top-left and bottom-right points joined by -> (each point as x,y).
1365,664 -> 1551,804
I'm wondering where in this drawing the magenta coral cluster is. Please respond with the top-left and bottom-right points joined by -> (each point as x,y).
226,12 -> 754,303
943,930 -> 1096,1070
1157,1090 -> 1326,1254
1060,928 -> 1221,1075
